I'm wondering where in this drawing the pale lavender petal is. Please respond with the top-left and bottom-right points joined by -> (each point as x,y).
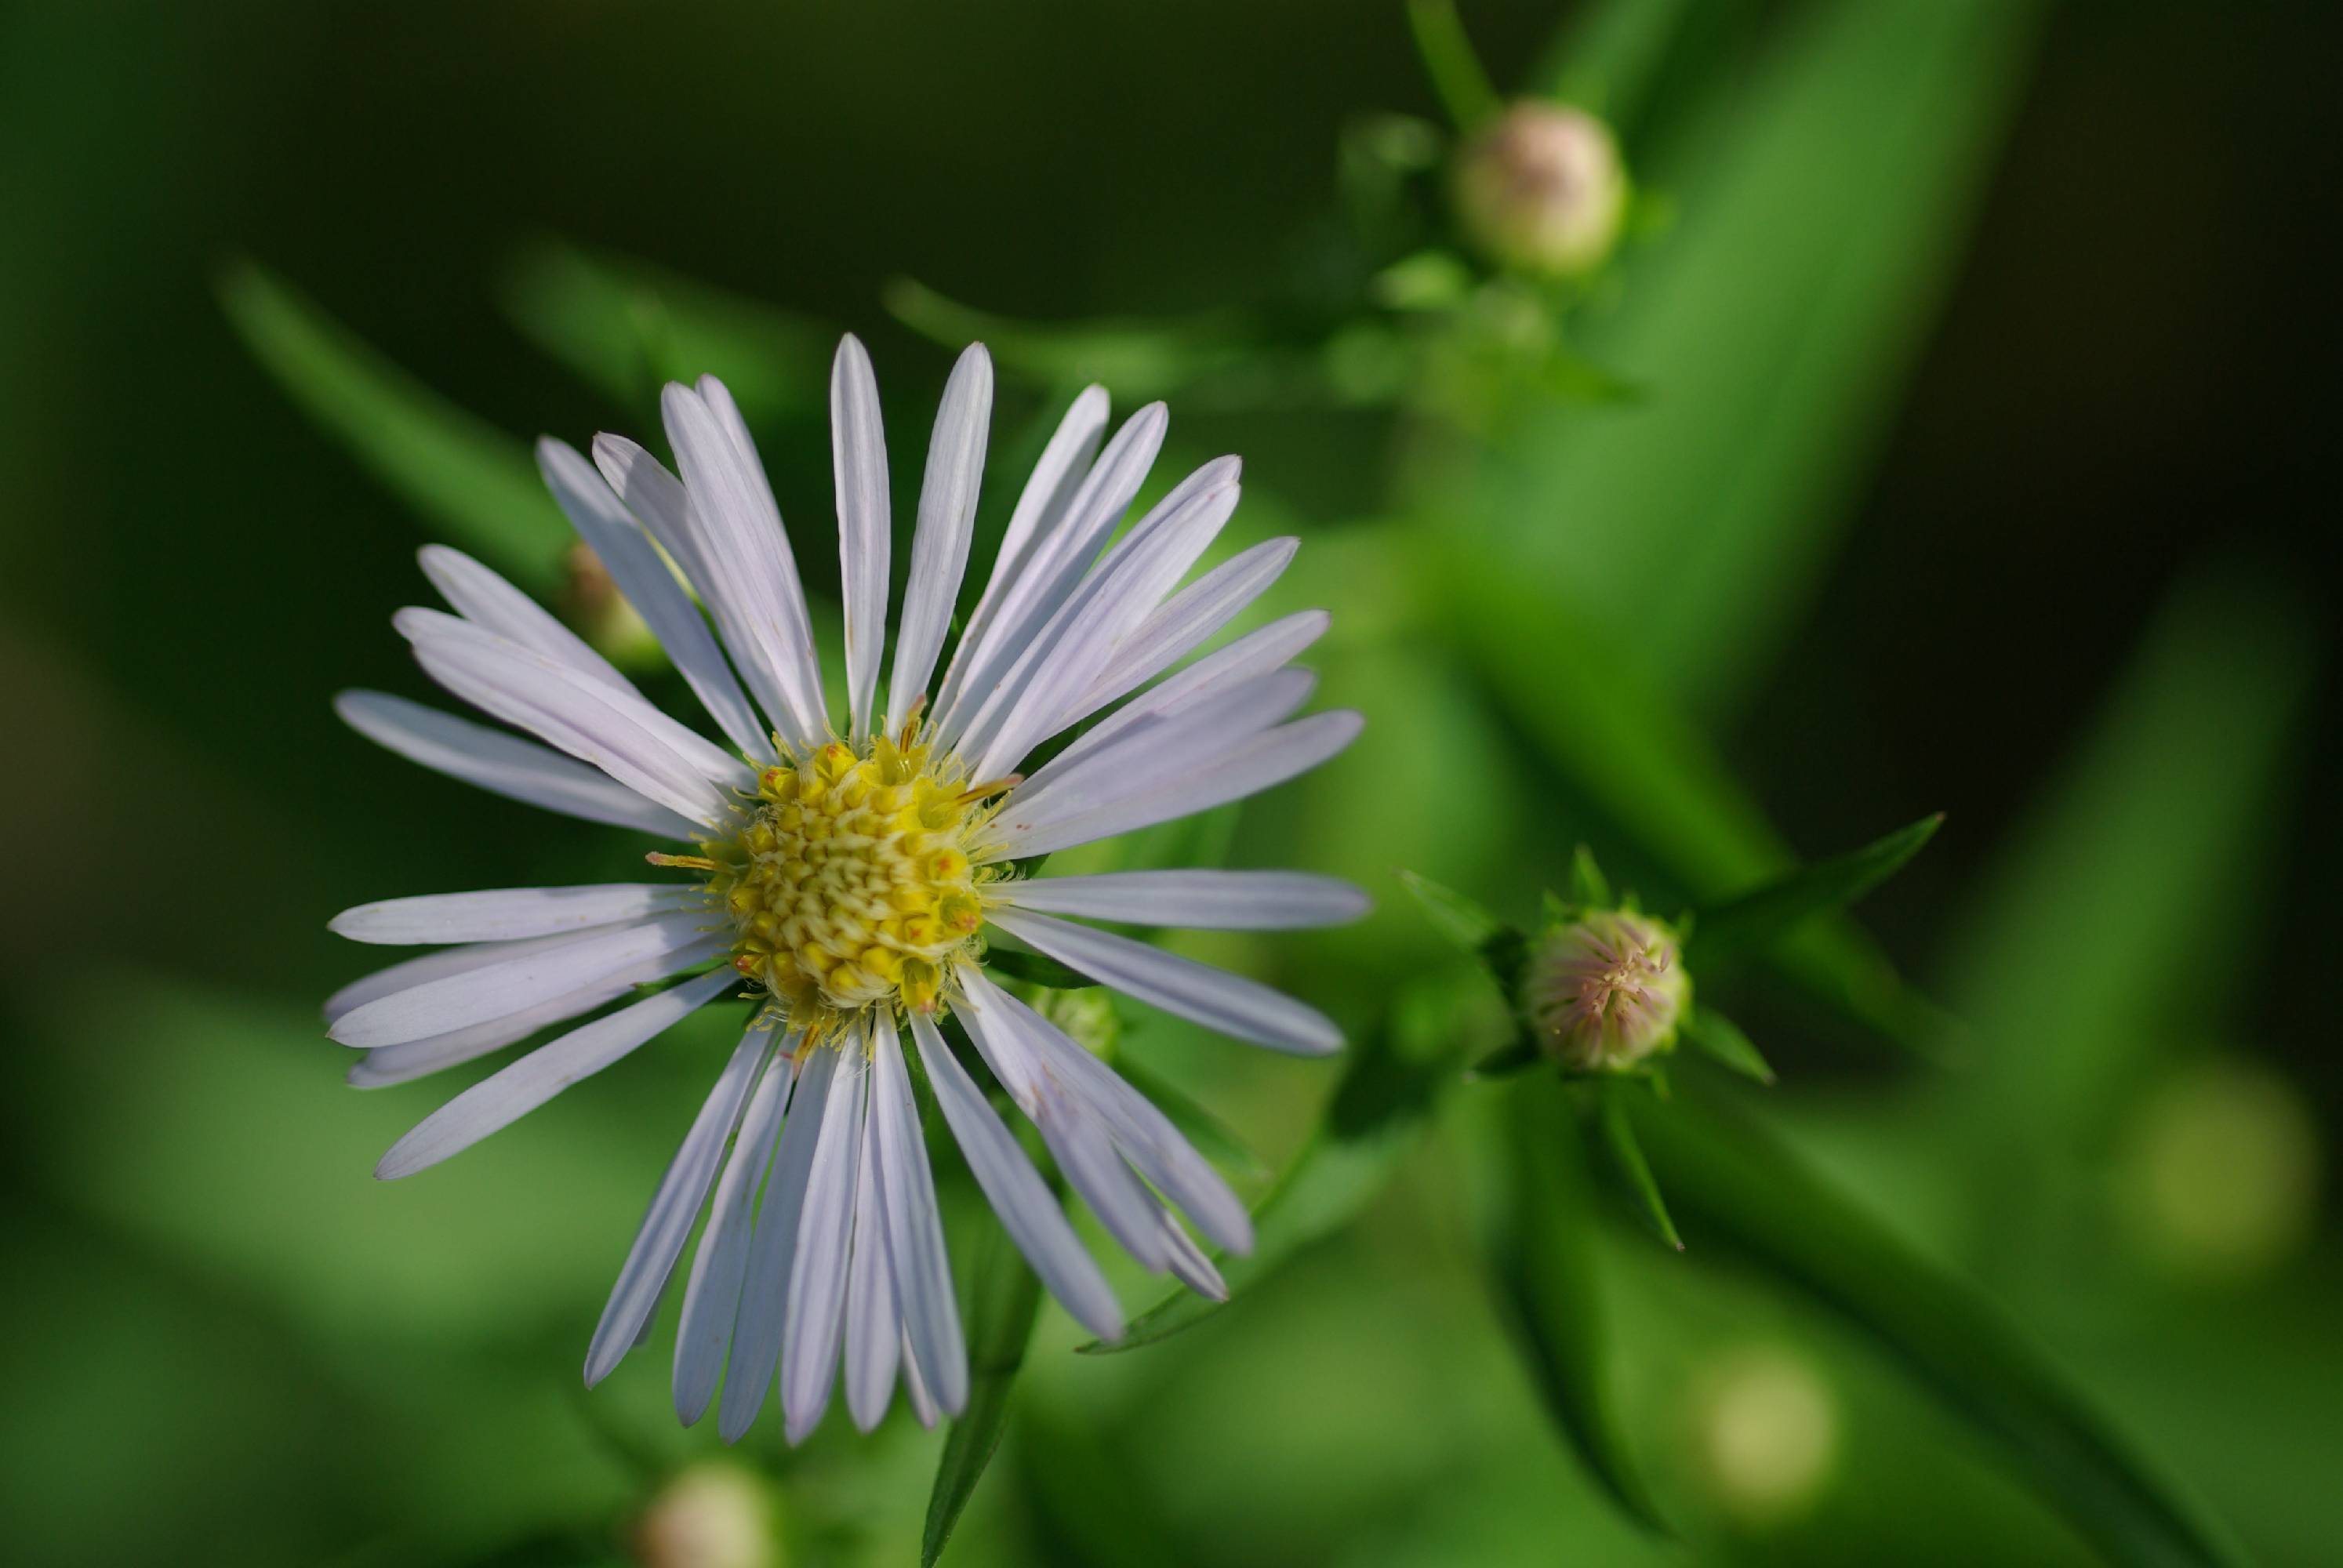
870,1026 -> 967,1413
781,1044 -> 870,1443
673,1043 -> 796,1425
418,544 -> 638,696
717,1044 -> 837,1441
988,907 -> 1342,1056
1066,537 -> 1300,731
996,870 -> 1368,931
336,690 -> 699,839
374,967 -> 736,1179
831,336 -> 891,742
1044,609 -> 1329,775
841,1080 -> 899,1432
886,344 -> 991,733
331,884 -> 692,946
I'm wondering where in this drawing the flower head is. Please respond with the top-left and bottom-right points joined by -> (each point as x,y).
1522,908 -> 1687,1071
1454,101 -> 1629,278
326,336 -> 1366,1442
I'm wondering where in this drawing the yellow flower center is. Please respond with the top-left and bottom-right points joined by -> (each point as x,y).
700,731 -> 1003,1037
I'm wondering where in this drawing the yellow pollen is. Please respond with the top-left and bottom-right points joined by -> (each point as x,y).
696,729 -> 996,1036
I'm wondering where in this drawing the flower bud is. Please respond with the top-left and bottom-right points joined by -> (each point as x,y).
1453,102 -> 1628,278
630,1464 -> 776,1568
1031,985 -> 1121,1059
1523,909 -> 1687,1071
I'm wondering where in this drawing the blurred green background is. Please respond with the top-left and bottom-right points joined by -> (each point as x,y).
2,1 -> 2338,1564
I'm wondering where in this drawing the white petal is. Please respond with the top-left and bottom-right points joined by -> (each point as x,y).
375,967 -> 736,1179
870,1026 -> 967,1414
997,669 -> 1317,832
932,386 -> 1108,726
1047,609 -> 1330,775
586,1024 -> 776,1385
400,609 -> 747,826
997,870 -> 1369,931
957,972 -> 1168,1270
909,1013 -> 1125,1341
330,911 -> 720,1047
673,1043 -> 796,1425
658,384 -> 830,749
830,336 -> 892,742
347,968 -> 663,1088
963,462 -> 1241,780
977,982 -> 1252,1254
899,1322 -> 940,1428
331,884 -> 692,946
987,908 -> 1343,1056
336,690 -> 699,839
538,438 -> 771,760
418,544 -> 638,696
842,1071 -> 899,1432
886,345 -> 991,733
326,927 -> 608,1025
1070,537 -> 1300,729
717,1044 -> 837,1441
935,403 -> 1164,747
992,710 -> 1362,860
1161,1211 -> 1228,1301
782,1044 -> 870,1443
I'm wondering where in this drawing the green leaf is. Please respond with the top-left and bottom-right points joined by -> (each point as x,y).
1567,844 -> 1612,909
1632,1090 -> 2247,1568
1466,1038 -> 1543,1081
1535,0 -> 1702,133
885,278 -> 1254,400
1080,978 -> 1478,1352
500,240 -> 834,423
217,259 -> 571,590
1476,1076 -> 1669,1532
923,1216 -> 1046,1566
1681,1007 -> 1775,1085
1591,1079 -> 1682,1250
1406,0 -> 1503,131
1685,813 -> 1942,966
981,947 -> 1098,991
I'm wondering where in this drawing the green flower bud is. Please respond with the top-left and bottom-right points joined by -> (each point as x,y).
1522,908 -> 1687,1072
1453,102 -> 1628,278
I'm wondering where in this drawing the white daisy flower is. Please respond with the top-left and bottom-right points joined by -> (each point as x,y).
326,337 -> 1366,1443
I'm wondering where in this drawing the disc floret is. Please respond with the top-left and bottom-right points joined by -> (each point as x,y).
694,730 -> 1002,1036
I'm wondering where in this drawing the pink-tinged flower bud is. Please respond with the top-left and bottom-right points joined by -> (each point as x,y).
631,1464 -> 776,1568
1453,103 -> 1628,278
1523,909 -> 1687,1071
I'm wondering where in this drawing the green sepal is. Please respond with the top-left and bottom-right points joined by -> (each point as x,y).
1567,844 -> 1613,909
1684,814 -> 1943,967
1590,1077 -> 1684,1251
1397,868 -> 1529,996
1681,1007 -> 1775,1086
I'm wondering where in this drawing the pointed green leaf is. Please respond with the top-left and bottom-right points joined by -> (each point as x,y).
217,260 -> 570,590
1476,1075 -> 1669,1533
1592,1079 -> 1682,1250
1686,814 -> 1943,966
1406,0 -> 1502,131
1681,1008 -> 1775,1085
923,1218 -> 1045,1567
885,278 -> 1253,400
1633,1090 -> 2247,1568
1567,844 -> 1612,909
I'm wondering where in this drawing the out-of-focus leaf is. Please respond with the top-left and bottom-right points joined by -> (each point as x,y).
981,947 -> 1099,991
1945,576 -> 2316,1157
1633,1090 -> 2247,1568
1593,1079 -> 1682,1251
218,259 -> 569,589
1537,0 -> 1699,131
1467,1038 -> 1542,1081
1681,1008 -> 1774,1085
924,1217 -> 1045,1567
1476,1075 -> 1669,1533
1405,0 -> 1501,131
501,240 -> 833,423
1107,1052 -> 1266,1181
1080,977 -> 1485,1353
885,278 -> 1254,400
1685,814 -> 1942,966
1466,0 -> 2043,715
